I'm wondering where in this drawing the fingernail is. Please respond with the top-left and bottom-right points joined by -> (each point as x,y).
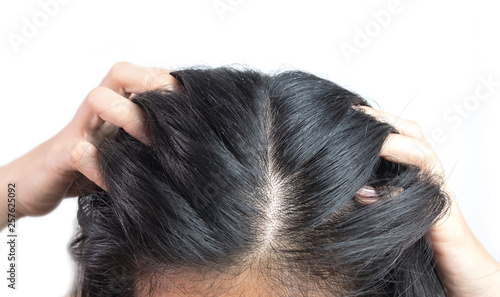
357,186 -> 377,198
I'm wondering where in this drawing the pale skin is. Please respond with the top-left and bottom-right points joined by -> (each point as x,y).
1,62 -> 499,296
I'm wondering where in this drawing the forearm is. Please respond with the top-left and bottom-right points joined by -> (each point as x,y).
0,179 -> 7,231
443,243 -> 500,297
433,200 -> 500,297
0,140 -> 52,231
0,163 -> 20,231
1,134 -> 81,233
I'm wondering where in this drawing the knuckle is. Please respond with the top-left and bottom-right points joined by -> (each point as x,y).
408,120 -> 420,130
408,120 -> 424,134
87,86 -> 110,109
415,139 -> 434,157
104,61 -> 130,88
70,142 -> 96,168
109,61 -> 130,77
147,68 -> 175,88
87,86 -> 110,107
69,142 -> 84,166
116,102 -> 132,120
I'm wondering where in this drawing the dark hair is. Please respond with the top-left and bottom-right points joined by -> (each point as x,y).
70,67 -> 450,296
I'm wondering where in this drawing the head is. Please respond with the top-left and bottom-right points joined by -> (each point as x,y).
70,67 -> 449,296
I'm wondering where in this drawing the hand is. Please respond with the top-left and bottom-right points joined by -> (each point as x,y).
1,62 -> 177,222
356,106 -> 500,297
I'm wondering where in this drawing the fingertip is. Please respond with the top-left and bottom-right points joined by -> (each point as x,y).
356,186 -> 379,205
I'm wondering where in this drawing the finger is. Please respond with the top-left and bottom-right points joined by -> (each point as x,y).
87,86 -> 150,145
381,134 -> 444,175
354,106 -> 426,140
70,141 -> 107,191
99,61 -> 178,96
356,186 -> 379,205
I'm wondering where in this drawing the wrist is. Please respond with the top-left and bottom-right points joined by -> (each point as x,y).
442,243 -> 500,297
432,200 -> 500,297
1,163 -> 26,220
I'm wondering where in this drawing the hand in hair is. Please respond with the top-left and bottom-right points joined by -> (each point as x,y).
0,62 -> 176,225
1,63 -> 498,296
356,106 -> 500,297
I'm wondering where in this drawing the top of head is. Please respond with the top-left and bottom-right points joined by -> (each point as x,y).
71,67 -> 449,297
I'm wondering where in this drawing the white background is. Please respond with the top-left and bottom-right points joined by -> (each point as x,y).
0,0 -> 499,296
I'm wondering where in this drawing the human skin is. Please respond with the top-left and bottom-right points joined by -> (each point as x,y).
1,62 -> 499,296
355,106 -> 500,297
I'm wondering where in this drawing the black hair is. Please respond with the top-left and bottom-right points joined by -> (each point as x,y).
70,67 -> 450,296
